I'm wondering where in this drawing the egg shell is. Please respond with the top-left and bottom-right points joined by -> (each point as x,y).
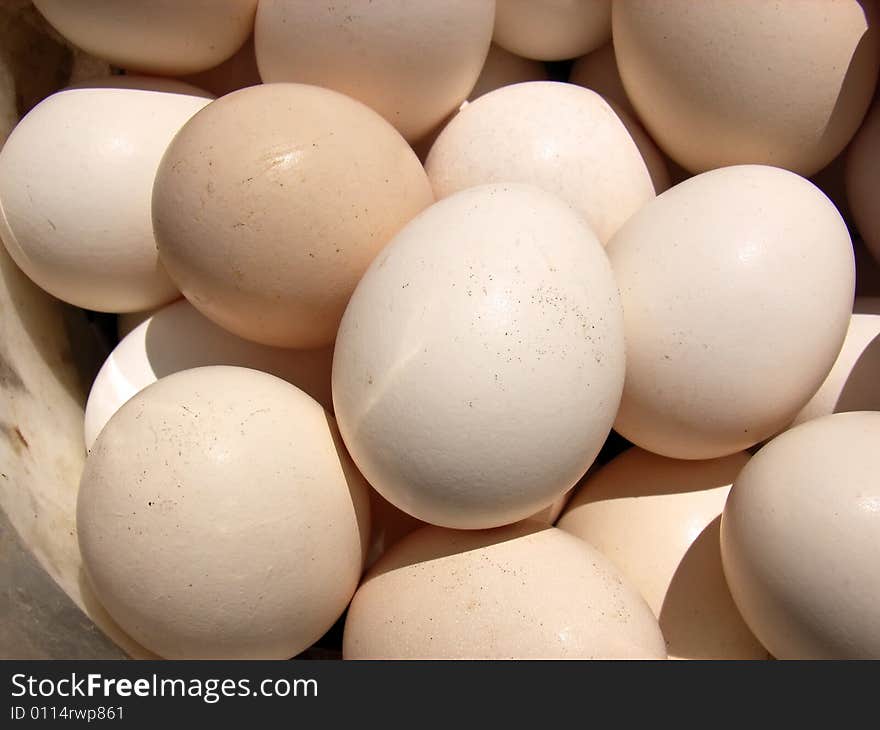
789,298 -> 880,427
425,81 -> 656,245
493,0 -> 611,61
78,365 -> 370,659
152,83 -> 434,349
85,299 -> 333,450
721,411 -> 880,659
0,81 -> 212,312
32,0 -> 258,75
558,448 -> 769,659
344,522 -> 666,659
607,165 -> 854,459
254,0 -> 495,142
847,99 -> 880,262
116,307 -> 162,340
568,42 -> 635,118
613,0 -> 880,176
333,183 -> 625,529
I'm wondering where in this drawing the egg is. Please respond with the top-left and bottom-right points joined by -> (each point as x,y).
0,79 -> 211,312
179,35 -> 262,98
85,299 -> 333,450
333,184 -> 624,529
847,100 -> 880,262
152,83 -> 433,349
254,0 -> 495,142
493,0 -> 611,62
425,82 -> 656,245
77,365 -> 370,659
32,0 -> 258,75
469,44 -> 548,101
607,165 -> 854,459
721,411 -> 880,658
789,298 -> 880,427
613,0 -> 880,176
558,448 -> 769,659
344,522 -> 666,659
116,307 -> 162,340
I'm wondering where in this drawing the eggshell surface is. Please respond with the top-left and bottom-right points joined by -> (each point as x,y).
85,299 -> 334,450
152,83 -> 434,348
425,82 -> 655,244
721,411 -> 880,659
344,522 -> 667,659
32,0 -> 258,75
493,0 -> 611,61
847,100 -> 880,262
254,0 -> 495,142
469,44 -> 548,100
0,82 -> 211,312
333,184 -> 625,529
558,448 -> 769,659
613,0 -> 880,176
569,43 -> 635,119
790,299 -> 880,427
77,366 -> 370,659
607,165 -> 854,459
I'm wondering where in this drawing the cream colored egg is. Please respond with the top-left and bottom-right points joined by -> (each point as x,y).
116,308 -> 161,340
493,0 -> 611,61
558,448 -> 769,660
607,165 -> 854,459
790,298 -> 880,427
469,44 -> 548,101
847,100 -> 880,262
721,411 -> 880,658
0,80 -> 211,312
32,0 -> 257,75
86,299 -> 333,450
333,184 -> 624,529
569,42 -> 635,119
180,36 -> 261,98
344,522 -> 666,659
255,0 -> 495,142
425,82 -> 655,244
613,0 -> 880,176
78,365 -> 370,659
152,83 -> 433,349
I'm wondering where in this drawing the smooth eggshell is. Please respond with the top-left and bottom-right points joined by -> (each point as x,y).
344,522 -> 667,659
790,298 -> 880,427
493,0 -> 611,61
0,81 -> 211,312
254,0 -> 495,142
32,0 -> 258,75
607,165 -> 854,459
721,411 -> 880,659
613,0 -> 880,176
558,448 -> 769,659
85,299 -> 333,450
569,42 -> 635,119
152,83 -> 434,348
333,184 -> 625,529
78,365 -> 370,659
425,82 -> 655,244
847,100 -> 880,262
179,35 -> 261,98
469,43 -> 548,100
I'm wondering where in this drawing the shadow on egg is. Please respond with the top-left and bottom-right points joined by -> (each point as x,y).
834,329 -> 880,413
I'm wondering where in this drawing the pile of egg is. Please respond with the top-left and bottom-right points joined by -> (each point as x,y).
2,0 -> 880,660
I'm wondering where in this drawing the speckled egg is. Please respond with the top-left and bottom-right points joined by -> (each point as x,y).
77,365 -> 370,659
721,411 -> 880,658
152,83 -> 433,348
607,165 -> 854,459
333,183 -> 624,529
344,522 -> 667,659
